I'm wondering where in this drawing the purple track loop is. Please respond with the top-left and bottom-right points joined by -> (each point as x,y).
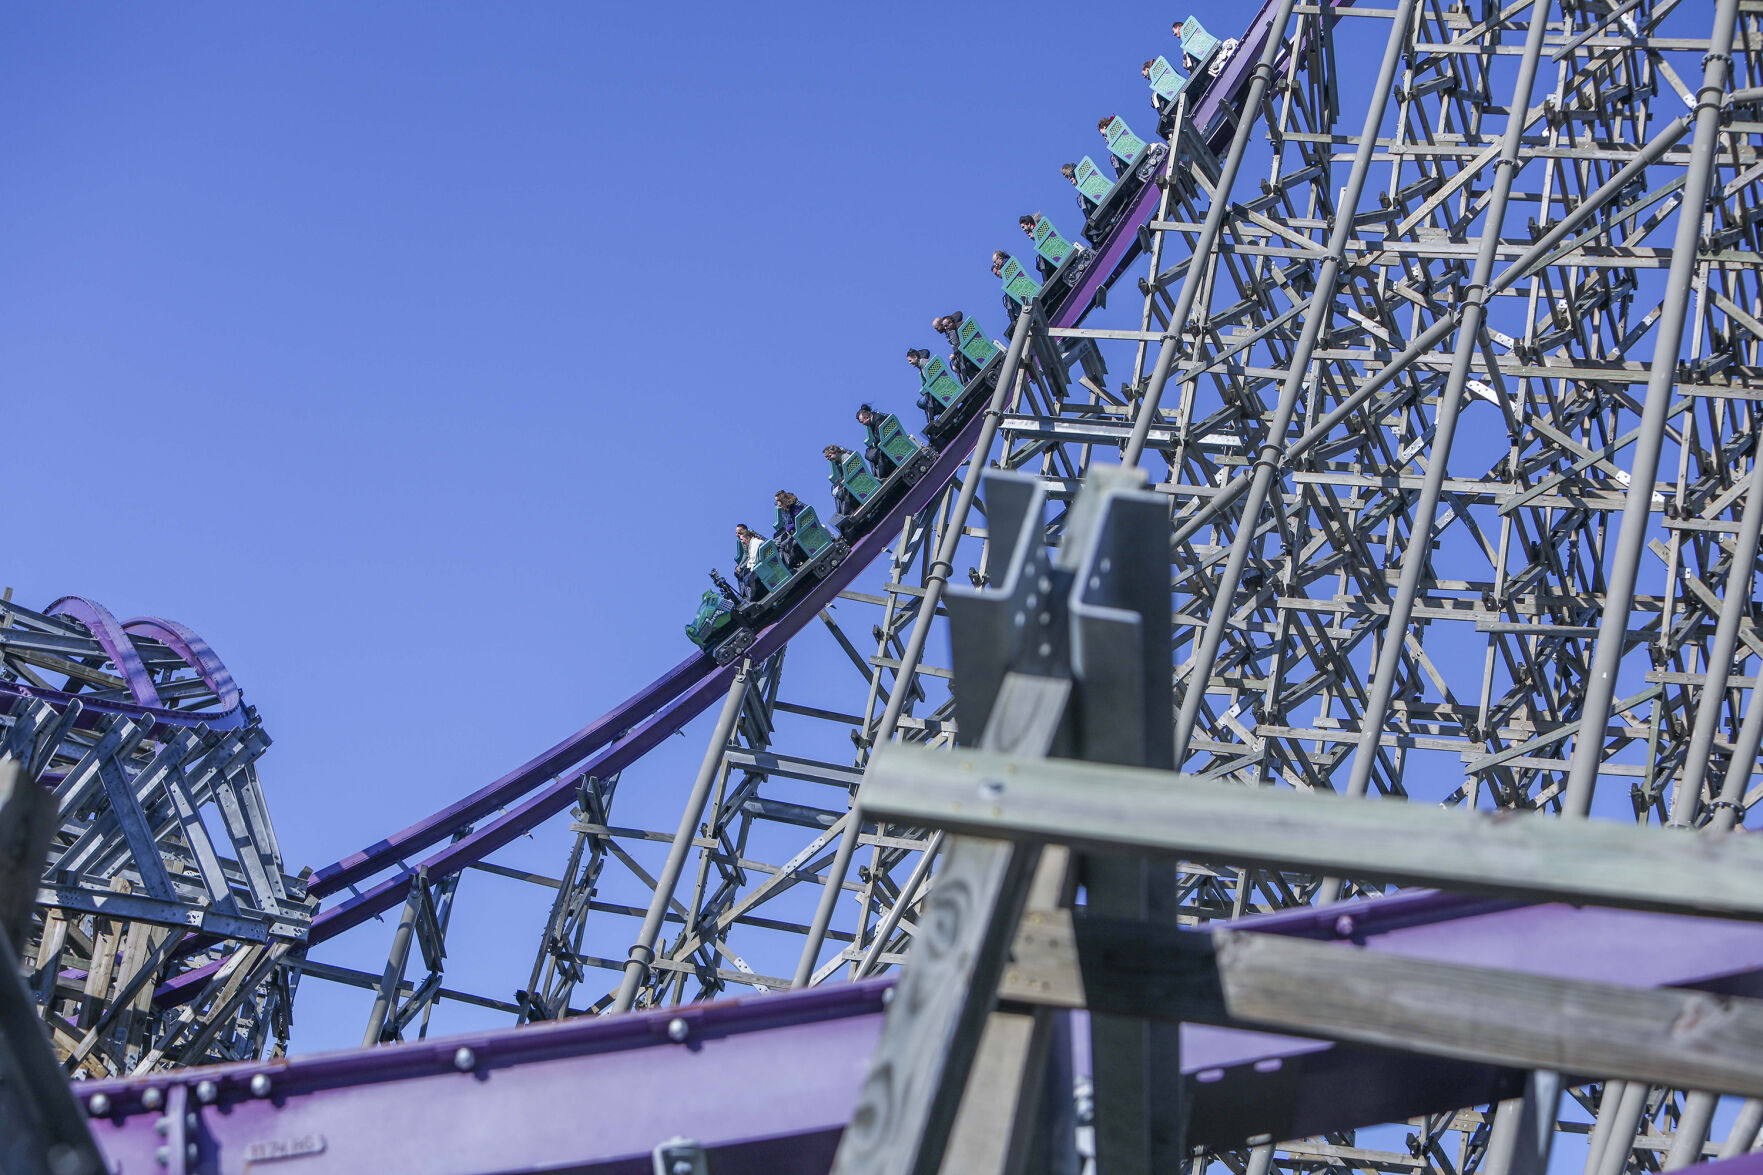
45,595 -> 162,709
160,0 -> 1297,1004
122,615 -> 242,714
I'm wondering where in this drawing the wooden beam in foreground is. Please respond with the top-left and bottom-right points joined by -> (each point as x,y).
860,744 -> 1763,921
996,911 -> 1763,1100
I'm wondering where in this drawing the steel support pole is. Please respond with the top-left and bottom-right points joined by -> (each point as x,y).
1719,1100 -> 1763,1158
1664,1091 -> 1718,1170
1670,463 -> 1763,825
612,660 -> 750,1014
854,830 -> 942,979
1120,0 -> 1301,469
1172,0 -> 1418,765
1244,1143 -> 1275,1175
361,869 -> 425,1047
1330,0 -> 1552,832
1563,0 -> 1742,817
1712,689 -> 1763,833
792,305 -> 1038,988
1590,1081 -> 1649,1175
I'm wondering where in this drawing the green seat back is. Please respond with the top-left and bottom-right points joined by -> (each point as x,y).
1181,16 -> 1221,65
1105,117 -> 1148,169
921,356 -> 964,409
754,539 -> 790,591
1074,157 -> 1113,202
956,316 -> 998,368
875,413 -> 919,466
836,452 -> 881,504
1030,216 -> 1074,268
1148,55 -> 1189,103
794,506 -> 835,558
686,589 -> 734,647
1000,256 -> 1042,307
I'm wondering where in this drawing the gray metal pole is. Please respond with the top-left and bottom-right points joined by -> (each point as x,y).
612,660 -> 750,1013
1172,0 -> 1418,764
1590,1081 -> 1649,1175
1719,1099 -> 1763,1158
792,305 -> 1038,988
1331,0 -> 1552,827
1562,0 -> 1742,818
1664,1091 -> 1718,1170
1670,463 -> 1763,825
1711,687 -> 1763,833
362,870 -> 425,1046
1120,0 -> 1300,469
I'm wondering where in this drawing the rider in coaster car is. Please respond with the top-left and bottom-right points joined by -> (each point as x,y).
907,349 -> 941,424
733,523 -> 767,604
1098,116 -> 1129,177
824,444 -> 860,520
1062,162 -> 1100,221
773,490 -> 809,569
932,313 -> 980,382
993,251 -> 1023,324
1019,215 -> 1057,280
856,403 -> 900,480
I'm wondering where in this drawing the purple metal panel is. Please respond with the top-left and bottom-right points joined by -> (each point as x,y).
45,595 -> 163,708
114,891 -> 1763,1172
1682,1155 -> 1763,1175
121,616 -> 242,714
86,980 -> 892,1175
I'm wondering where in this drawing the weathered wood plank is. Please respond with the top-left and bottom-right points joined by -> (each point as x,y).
1213,930 -> 1763,1099
830,675 -> 1069,1175
997,910 -> 1763,1099
861,745 -> 1763,921
0,758 -> 54,953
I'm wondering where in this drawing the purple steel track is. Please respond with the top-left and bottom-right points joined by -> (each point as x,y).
88,890 -> 1763,1172
46,595 -> 163,708
283,0 -> 1289,960
2,604 -> 248,730
122,616 -> 243,714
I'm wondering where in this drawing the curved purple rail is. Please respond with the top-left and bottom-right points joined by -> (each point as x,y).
308,649 -> 711,897
160,1 -> 1289,1004
0,678 -> 246,732
122,616 -> 242,713
45,595 -> 163,708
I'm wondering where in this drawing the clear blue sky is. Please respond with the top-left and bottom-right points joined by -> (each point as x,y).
3,2 -> 1235,1047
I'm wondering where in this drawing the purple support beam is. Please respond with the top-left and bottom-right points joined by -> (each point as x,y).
87,980 -> 893,1175
107,891 -> 1763,1172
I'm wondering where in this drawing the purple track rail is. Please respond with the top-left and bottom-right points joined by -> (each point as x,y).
84,890 -> 1763,1172
152,0 -> 1291,1006
1,606 -> 248,731
292,0 -> 1282,922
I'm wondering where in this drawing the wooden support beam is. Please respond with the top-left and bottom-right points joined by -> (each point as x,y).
860,745 -> 1763,921
998,910 -> 1763,1099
